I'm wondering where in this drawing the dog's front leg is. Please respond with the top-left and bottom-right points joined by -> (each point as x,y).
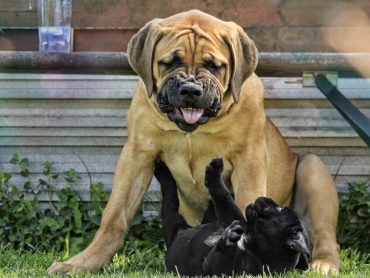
47,141 -> 157,274
231,145 -> 268,210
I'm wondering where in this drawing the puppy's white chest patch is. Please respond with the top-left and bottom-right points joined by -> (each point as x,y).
204,233 -> 222,247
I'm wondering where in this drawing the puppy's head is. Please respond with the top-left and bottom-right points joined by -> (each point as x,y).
245,197 -> 310,258
128,10 -> 258,132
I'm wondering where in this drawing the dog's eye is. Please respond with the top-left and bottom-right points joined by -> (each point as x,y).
158,57 -> 183,69
203,61 -> 224,73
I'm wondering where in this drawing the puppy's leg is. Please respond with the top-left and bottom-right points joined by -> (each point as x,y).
205,158 -> 245,228
154,161 -> 189,248
203,220 -> 262,276
201,201 -> 217,224
294,154 -> 340,275
203,220 -> 242,276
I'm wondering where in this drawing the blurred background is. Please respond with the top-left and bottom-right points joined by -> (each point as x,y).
1,0 -> 370,53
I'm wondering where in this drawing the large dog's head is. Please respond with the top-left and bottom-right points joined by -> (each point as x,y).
128,10 -> 258,132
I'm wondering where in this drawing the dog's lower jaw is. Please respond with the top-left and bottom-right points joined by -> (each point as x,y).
167,112 -> 201,132
166,109 -> 210,132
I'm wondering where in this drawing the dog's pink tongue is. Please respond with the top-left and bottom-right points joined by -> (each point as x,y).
180,108 -> 204,124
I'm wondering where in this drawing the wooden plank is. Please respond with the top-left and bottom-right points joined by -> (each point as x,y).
0,153 -> 118,164
292,146 -> 370,156
265,108 -> 370,118
0,137 -> 126,147
1,87 -> 369,100
1,74 -> 367,91
264,89 -> 370,99
0,99 -> 131,109
0,89 -> 134,99
0,127 -> 126,137
0,117 -> 126,127
264,99 -> 370,109
0,126 -> 359,138
2,108 -> 367,130
278,128 -> 357,138
0,108 -> 126,117
3,155 -> 368,176
285,137 -> 366,147
0,146 -> 123,156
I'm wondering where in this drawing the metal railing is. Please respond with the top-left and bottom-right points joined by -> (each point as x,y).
0,52 -> 369,76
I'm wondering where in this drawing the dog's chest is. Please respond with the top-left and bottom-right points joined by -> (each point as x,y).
160,133 -> 233,223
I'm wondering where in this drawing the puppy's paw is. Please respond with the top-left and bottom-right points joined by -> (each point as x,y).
205,157 -> 224,188
309,259 -> 339,276
223,220 -> 243,246
207,157 -> 224,176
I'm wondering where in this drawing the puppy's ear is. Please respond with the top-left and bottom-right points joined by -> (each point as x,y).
223,25 -> 258,103
287,231 -> 310,256
127,19 -> 163,98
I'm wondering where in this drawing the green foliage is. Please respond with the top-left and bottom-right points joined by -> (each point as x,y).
0,153 -> 165,262
123,213 -> 165,272
337,181 -> 370,255
0,153 -> 108,254
1,152 -> 369,269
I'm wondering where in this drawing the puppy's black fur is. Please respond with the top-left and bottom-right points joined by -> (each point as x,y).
154,158 -> 310,276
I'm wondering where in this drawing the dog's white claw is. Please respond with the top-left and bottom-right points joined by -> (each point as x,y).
309,259 -> 339,276
47,261 -> 73,274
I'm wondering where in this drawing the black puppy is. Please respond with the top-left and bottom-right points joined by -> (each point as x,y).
154,157 -> 310,276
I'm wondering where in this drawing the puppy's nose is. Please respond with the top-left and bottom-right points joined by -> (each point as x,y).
179,83 -> 202,97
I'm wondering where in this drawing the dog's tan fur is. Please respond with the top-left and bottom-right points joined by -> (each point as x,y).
48,10 -> 340,275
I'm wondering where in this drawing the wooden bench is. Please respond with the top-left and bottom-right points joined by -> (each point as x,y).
0,52 -> 369,216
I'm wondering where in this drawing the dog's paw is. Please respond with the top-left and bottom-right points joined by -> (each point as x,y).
223,220 -> 243,246
309,259 -> 339,276
47,261 -> 88,274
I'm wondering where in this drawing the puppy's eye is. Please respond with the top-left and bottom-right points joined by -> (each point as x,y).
203,61 -> 224,73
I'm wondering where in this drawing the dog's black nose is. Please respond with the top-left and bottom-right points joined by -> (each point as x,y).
179,83 -> 202,97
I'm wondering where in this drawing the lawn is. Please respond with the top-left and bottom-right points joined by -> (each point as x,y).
0,245 -> 369,278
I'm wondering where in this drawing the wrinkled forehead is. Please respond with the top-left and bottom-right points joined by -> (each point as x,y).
154,24 -> 230,64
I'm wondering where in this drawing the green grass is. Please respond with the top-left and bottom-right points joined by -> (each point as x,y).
0,244 -> 369,278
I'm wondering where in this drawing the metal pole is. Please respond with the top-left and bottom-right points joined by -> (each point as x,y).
1,52 -> 370,76
315,74 -> 370,147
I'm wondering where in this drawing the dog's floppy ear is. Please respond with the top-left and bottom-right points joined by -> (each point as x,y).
223,25 -> 258,103
286,231 -> 310,256
127,19 -> 163,98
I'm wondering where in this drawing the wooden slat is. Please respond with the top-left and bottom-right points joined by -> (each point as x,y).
0,127 -> 126,137
0,117 -> 126,127
0,108 -> 126,117
0,89 -> 134,99
0,137 -> 126,147
1,72 -> 369,212
292,146 -> 370,156
0,127 -> 358,138
265,99 -> 370,109
0,99 -> 131,109
0,146 -> 123,156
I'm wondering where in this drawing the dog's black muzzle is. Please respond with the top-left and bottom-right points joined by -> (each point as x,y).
157,74 -> 223,132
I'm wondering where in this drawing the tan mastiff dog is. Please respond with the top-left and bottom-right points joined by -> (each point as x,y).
48,10 -> 340,274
